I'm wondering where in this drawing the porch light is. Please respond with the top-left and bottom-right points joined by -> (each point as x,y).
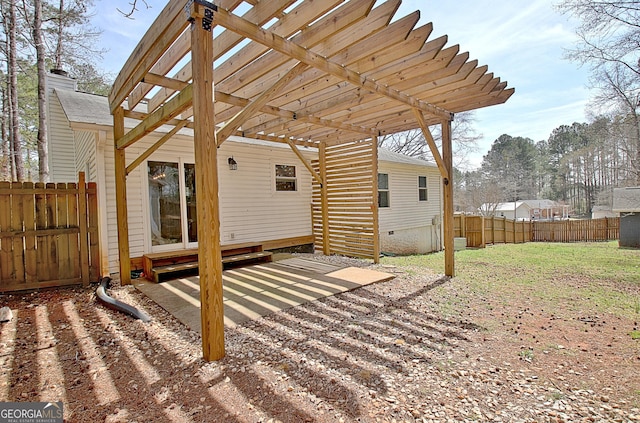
228,156 -> 238,170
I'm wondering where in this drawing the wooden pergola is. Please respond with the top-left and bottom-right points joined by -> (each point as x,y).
108,0 -> 513,361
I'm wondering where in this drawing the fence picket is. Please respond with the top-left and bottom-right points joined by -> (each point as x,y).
11,184 -> 25,285
0,182 -> 12,282
35,183 -> 49,281
23,183 -> 37,285
67,183 -> 80,281
45,182 -> 58,282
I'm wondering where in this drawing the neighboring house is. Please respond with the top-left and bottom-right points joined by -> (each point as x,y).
46,72 -> 443,274
612,187 -> 640,248
480,199 -> 569,221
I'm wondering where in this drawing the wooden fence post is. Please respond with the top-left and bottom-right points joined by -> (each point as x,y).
78,172 -> 90,286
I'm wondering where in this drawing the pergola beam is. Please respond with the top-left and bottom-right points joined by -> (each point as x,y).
116,84 -> 193,150
147,0 -> 349,115
212,6 -> 454,122
213,90 -> 378,137
125,120 -> 190,175
108,0 -> 191,112
129,30 -> 192,109
143,72 -> 190,92
216,62 -> 309,145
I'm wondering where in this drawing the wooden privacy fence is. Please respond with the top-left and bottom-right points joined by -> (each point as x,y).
455,215 -> 619,248
531,217 -> 619,243
0,172 -> 100,293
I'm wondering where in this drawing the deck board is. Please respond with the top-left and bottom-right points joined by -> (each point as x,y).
135,257 -> 394,330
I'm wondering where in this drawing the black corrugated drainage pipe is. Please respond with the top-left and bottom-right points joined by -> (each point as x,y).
96,277 -> 151,323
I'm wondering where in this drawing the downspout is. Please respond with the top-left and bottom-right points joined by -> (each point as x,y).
96,276 -> 151,322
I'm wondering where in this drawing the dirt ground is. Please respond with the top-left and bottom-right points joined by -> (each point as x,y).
1,255 -> 639,422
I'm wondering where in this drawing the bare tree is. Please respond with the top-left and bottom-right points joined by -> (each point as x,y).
32,0 -> 48,182
4,0 -> 25,181
0,74 -> 9,180
117,0 -> 150,19
48,0 -> 104,73
379,111 -> 482,170
558,0 -> 640,183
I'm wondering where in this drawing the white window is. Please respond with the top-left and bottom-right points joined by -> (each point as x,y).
275,164 -> 297,191
419,176 -> 428,201
378,173 -> 390,208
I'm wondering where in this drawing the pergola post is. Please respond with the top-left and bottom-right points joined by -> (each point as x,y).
372,137 -> 380,264
442,118 -> 455,277
191,3 -> 225,361
113,106 -> 131,286
319,141 -> 330,256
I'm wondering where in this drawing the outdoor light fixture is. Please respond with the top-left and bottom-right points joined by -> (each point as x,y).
228,156 -> 238,170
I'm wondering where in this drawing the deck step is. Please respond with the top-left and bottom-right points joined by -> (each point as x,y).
221,251 -> 272,264
149,251 -> 273,282
151,261 -> 199,283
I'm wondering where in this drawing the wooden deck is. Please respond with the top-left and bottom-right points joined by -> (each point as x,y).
135,257 -> 394,330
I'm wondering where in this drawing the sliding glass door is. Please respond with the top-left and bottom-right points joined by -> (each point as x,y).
148,160 -> 197,250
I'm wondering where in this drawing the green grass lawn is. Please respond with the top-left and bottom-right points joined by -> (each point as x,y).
381,241 -> 640,319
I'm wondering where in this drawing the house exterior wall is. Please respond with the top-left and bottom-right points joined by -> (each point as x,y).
620,214 -> 640,248
75,131 -> 97,181
98,133 -> 314,273
378,161 -> 442,255
498,206 -> 530,221
46,74 -> 78,181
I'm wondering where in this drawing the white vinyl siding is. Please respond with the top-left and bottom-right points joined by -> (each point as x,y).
47,94 -> 77,181
378,162 -> 441,232
377,161 -> 442,254
75,131 -> 97,182
218,141 -> 313,245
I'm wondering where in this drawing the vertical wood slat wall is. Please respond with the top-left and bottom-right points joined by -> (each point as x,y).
0,173 -> 100,292
311,140 -> 378,260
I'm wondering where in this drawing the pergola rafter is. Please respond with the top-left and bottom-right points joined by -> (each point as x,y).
109,0 -> 514,362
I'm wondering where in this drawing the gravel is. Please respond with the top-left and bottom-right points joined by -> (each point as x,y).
1,253 -> 638,422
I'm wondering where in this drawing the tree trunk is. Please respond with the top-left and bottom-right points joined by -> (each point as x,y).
1,80 -> 9,181
55,0 -> 64,69
34,0 -> 49,182
8,0 -> 24,181
633,112 -> 640,185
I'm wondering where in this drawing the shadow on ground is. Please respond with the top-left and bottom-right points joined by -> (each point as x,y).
0,273 -> 481,422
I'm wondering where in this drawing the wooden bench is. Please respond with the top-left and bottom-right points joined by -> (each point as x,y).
142,242 -> 272,283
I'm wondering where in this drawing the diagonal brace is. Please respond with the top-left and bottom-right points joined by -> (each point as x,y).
285,139 -> 323,185
412,108 -> 449,179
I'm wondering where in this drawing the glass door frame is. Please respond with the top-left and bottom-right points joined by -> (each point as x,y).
144,157 -> 198,253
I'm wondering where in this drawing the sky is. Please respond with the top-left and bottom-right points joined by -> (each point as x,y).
90,0 -> 593,168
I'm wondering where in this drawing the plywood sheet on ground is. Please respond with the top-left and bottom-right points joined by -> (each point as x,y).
135,258 -> 394,332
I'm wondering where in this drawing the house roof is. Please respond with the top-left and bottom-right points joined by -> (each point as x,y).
612,187 -> 640,212
521,199 -> 567,209
378,148 -> 437,167
108,0 -> 513,150
481,199 -> 567,212
494,201 -> 528,212
55,89 -> 114,127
